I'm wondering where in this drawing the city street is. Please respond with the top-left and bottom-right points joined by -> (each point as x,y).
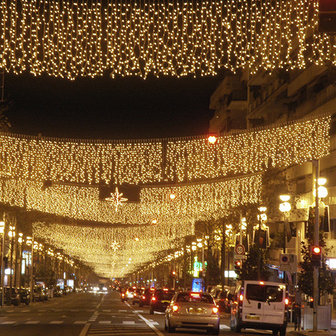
0,291 -> 275,336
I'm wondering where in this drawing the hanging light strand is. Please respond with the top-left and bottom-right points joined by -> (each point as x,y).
0,0 -> 335,80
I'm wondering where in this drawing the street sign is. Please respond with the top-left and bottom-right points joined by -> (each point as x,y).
235,244 -> 245,255
279,253 -> 298,273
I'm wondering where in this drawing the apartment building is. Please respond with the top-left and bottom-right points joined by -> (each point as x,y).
209,65 -> 336,268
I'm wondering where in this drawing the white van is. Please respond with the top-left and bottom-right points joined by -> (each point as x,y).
230,280 -> 288,336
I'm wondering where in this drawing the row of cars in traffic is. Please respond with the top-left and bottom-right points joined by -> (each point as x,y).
0,285 -> 72,306
119,280 -> 289,336
120,286 -> 220,334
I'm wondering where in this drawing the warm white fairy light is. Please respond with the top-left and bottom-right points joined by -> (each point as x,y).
0,116 -> 330,185
32,221 -> 192,278
0,0 -> 335,80
0,114 -> 330,278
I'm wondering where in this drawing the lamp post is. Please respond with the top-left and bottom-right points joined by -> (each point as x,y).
256,207 -> 267,280
279,195 -> 291,254
8,225 -> 15,289
26,236 -> 33,303
17,233 -> 23,288
0,220 -> 5,307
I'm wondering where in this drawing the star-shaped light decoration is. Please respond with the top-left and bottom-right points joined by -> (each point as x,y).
105,187 -> 128,212
110,241 -> 120,251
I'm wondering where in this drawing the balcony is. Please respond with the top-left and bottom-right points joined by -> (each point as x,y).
227,89 -> 247,110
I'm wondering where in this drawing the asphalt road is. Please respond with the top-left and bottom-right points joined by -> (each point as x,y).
0,291 -> 275,336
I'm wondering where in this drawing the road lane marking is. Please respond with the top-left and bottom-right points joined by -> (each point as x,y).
220,323 -> 230,329
0,321 -> 15,324
50,321 -> 64,324
79,323 -> 91,336
74,321 -> 87,324
98,320 -> 112,324
25,321 -> 39,324
135,314 -> 164,336
123,321 -> 135,324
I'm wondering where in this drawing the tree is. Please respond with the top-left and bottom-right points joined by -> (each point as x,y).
298,208 -> 334,299
236,245 -> 271,281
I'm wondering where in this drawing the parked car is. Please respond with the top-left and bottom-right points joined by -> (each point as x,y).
18,288 -> 30,305
165,291 -> 220,334
230,280 -> 288,335
33,287 -> 45,302
150,288 -> 175,314
53,286 -> 63,297
0,288 -> 20,306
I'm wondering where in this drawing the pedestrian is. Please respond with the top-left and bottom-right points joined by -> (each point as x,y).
294,289 -> 302,331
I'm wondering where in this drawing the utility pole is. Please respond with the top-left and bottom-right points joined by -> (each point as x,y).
312,159 -> 319,332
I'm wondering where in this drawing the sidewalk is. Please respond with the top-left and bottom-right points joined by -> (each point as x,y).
286,312 -> 336,336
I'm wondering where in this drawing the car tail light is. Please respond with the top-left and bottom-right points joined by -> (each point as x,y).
239,294 -> 243,302
134,293 -> 137,297
172,305 -> 179,312
121,293 -> 125,297
142,296 -> 145,299
212,307 -> 219,314
152,296 -> 156,302
285,298 -> 289,305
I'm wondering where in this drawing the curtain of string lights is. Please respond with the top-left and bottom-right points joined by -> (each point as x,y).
0,0 -> 335,80
0,116 -> 330,185
0,114 -> 330,278
32,221 -> 192,277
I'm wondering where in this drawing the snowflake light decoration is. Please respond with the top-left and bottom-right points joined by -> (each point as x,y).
105,187 -> 128,212
110,241 -> 120,251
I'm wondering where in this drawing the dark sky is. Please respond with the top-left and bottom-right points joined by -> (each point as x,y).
4,73 -> 224,140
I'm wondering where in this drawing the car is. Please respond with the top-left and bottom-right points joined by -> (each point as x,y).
53,286 -> 63,297
139,288 -> 153,307
214,288 -> 231,313
150,288 -> 175,314
18,288 -> 30,305
0,288 -> 20,306
122,287 -> 135,302
131,288 -> 143,305
33,287 -> 45,302
165,291 -> 220,334
230,280 -> 288,336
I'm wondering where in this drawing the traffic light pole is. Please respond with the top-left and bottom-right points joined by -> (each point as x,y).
313,159 -> 319,332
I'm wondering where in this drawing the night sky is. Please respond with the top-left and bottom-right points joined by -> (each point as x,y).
4,72 -> 224,140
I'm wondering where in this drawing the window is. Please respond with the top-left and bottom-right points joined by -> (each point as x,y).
176,293 -> 214,304
246,284 -> 283,302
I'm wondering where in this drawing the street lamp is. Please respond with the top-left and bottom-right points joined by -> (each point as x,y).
0,221 -> 5,307
8,226 -> 15,289
279,194 -> 291,254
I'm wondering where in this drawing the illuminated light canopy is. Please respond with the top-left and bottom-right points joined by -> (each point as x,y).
0,114 -> 331,278
0,116 -> 330,185
33,221 -> 191,278
0,0 -> 335,80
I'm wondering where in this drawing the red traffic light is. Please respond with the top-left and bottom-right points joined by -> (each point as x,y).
234,260 -> 242,268
312,246 -> 321,255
